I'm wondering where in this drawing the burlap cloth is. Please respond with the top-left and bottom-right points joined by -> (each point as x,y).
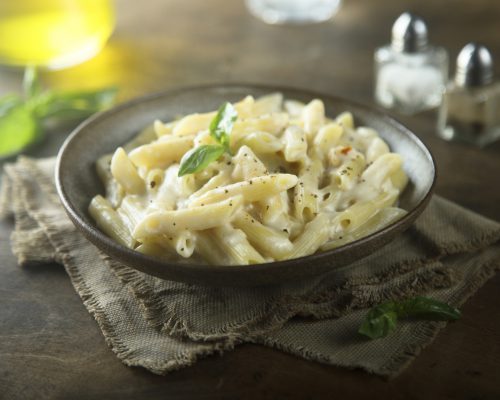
1,156 -> 499,378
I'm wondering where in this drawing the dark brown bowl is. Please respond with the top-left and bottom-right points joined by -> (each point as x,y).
56,84 -> 435,286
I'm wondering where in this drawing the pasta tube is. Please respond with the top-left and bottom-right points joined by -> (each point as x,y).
190,174 -> 298,207
133,196 -> 244,238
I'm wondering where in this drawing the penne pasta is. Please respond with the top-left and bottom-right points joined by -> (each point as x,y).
211,224 -> 266,265
173,112 -> 215,136
302,99 -> 325,139
230,113 -> 289,144
321,207 -> 407,251
233,211 -> 293,259
234,131 -> 283,154
285,213 -> 330,259
110,147 -> 144,195
128,135 -> 194,169
330,191 -> 398,235
133,196 -> 244,239
231,146 -> 268,181
89,195 -> 135,247
282,125 -> 308,163
96,153 -> 125,207
252,92 -> 283,116
90,93 -> 408,266
190,174 -> 298,207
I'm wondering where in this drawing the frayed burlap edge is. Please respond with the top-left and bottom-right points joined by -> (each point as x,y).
2,159 -> 239,374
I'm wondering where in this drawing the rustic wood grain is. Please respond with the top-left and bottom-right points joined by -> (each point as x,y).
1,0 -> 499,399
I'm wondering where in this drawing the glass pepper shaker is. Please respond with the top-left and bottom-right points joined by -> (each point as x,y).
437,43 -> 500,146
374,12 -> 448,114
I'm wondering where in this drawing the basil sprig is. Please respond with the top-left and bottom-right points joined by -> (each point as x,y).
359,296 -> 461,339
0,67 -> 117,159
177,144 -> 226,177
178,102 -> 237,177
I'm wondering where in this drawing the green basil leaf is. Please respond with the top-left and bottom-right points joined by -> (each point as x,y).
0,94 -> 23,116
0,104 -> 40,158
33,87 -> 118,120
209,102 -> 237,149
359,296 -> 461,340
400,296 -> 461,321
178,144 -> 225,177
23,66 -> 42,99
358,302 -> 399,339
0,67 -> 117,158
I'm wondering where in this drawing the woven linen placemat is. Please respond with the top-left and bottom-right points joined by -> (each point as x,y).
1,156 -> 499,378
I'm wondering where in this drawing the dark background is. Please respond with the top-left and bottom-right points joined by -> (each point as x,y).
1,1 -> 499,399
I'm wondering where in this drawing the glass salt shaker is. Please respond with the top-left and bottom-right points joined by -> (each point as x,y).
374,12 -> 448,114
437,43 -> 500,146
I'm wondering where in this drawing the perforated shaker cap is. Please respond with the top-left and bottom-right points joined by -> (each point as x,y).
391,12 -> 428,53
455,43 -> 494,87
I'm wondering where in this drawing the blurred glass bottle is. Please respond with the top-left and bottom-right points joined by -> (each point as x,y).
246,0 -> 341,24
437,43 -> 500,147
374,12 -> 448,114
0,0 -> 115,69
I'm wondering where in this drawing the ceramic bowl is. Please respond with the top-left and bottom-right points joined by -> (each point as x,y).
56,84 -> 436,286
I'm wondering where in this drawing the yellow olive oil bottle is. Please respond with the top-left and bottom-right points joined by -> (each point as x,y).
0,0 -> 115,69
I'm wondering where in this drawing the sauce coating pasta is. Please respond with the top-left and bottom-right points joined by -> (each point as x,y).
90,93 -> 408,265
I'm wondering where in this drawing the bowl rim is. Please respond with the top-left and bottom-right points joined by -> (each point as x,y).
55,83 -> 436,277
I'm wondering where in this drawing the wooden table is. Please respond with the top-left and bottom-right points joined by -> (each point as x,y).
1,1 -> 499,398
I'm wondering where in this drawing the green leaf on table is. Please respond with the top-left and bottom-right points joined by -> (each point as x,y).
399,296 -> 461,321
0,104 -> 40,158
0,94 -> 23,116
359,296 -> 461,340
178,144 -> 225,177
209,102 -> 237,150
0,67 -> 117,159
23,66 -> 42,99
358,302 -> 399,339
33,87 -> 118,121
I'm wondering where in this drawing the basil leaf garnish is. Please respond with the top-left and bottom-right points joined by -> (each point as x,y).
178,144 -> 226,177
178,101 -> 238,176
209,102 -> 237,150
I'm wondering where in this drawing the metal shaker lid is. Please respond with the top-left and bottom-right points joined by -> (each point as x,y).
455,43 -> 494,87
391,12 -> 428,53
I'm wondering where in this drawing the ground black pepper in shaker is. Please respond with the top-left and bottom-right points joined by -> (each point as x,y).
437,43 -> 500,146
